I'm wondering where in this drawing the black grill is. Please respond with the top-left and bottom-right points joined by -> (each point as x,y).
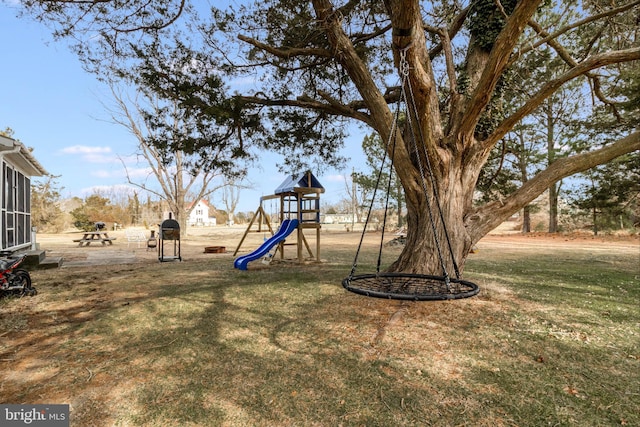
159,219 -> 180,240
158,217 -> 181,262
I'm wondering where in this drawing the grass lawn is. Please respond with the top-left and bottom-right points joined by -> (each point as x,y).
1,232 -> 638,426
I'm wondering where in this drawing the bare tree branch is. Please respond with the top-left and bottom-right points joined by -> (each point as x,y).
104,83 -> 231,233
427,6 -> 469,60
527,19 -> 624,118
436,26 -> 461,133
511,0 -> 640,62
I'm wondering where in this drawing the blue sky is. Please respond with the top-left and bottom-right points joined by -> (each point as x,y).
0,5 -> 364,213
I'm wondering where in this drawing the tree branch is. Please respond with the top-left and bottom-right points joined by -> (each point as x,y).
388,0 -> 444,157
527,19 -> 623,118
468,130 -> 640,241
311,0 -> 394,132
239,93 -> 373,126
237,34 -> 333,59
352,24 -> 392,45
484,47 -> 640,150
511,0 -> 640,62
437,26 -> 461,134
458,0 -> 542,141
427,6 -> 469,60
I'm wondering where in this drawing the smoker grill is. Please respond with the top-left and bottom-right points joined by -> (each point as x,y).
158,217 -> 181,262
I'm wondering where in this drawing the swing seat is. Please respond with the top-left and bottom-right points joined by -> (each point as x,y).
343,273 -> 479,301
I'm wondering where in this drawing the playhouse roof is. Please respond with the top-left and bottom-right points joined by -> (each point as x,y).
274,171 -> 324,195
0,135 -> 48,176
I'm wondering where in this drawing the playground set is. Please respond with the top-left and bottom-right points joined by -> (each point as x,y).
233,171 -> 324,270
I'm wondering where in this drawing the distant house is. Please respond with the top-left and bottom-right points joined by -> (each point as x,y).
0,135 -> 48,251
187,199 -> 216,227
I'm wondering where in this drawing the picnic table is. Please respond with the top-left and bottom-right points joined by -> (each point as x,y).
73,231 -> 117,247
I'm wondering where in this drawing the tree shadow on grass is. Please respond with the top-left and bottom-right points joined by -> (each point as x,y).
4,248 -> 637,426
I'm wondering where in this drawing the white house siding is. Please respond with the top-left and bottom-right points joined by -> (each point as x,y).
187,200 -> 217,227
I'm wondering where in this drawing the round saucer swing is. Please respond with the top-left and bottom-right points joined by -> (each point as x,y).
342,46 -> 479,301
343,273 -> 480,301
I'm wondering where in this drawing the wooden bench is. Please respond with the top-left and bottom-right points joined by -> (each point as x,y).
73,238 -> 117,246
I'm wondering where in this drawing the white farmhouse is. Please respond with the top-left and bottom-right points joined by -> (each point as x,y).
187,199 -> 216,227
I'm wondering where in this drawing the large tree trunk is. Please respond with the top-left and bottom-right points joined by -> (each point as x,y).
396,179 -> 404,228
388,161 -> 476,275
389,198 -> 472,276
379,0 -> 543,275
314,0 -> 640,276
389,132 -> 640,275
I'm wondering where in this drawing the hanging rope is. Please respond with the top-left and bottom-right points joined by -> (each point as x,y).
347,83 -> 403,279
342,42 -> 479,301
397,47 -> 452,286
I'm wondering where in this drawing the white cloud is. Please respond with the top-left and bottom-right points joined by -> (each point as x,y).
88,165 -> 153,180
91,170 -> 113,179
60,145 -> 112,155
60,145 -> 116,164
126,167 -> 155,179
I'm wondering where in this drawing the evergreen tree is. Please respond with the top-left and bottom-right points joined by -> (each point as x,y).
18,0 -> 640,274
571,153 -> 640,234
31,175 -> 65,233
352,133 -> 405,228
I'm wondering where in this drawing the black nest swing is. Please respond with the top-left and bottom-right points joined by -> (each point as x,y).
342,46 -> 479,301
343,273 -> 480,301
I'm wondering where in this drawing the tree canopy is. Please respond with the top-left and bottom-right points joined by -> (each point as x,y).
17,0 -> 640,273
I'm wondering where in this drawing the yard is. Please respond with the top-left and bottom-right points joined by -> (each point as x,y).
1,227 -> 638,426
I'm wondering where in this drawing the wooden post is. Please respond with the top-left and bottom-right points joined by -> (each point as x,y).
297,194 -> 303,263
233,204 -> 274,256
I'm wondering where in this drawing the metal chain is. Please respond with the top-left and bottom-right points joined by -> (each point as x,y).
347,43 -> 460,285
397,56 -> 451,285
402,56 -> 461,280
346,93 -> 401,280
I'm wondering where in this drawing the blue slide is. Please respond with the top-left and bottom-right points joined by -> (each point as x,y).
234,219 -> 299,270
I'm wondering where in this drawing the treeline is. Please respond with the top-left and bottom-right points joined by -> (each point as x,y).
30,176 -> 244,233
